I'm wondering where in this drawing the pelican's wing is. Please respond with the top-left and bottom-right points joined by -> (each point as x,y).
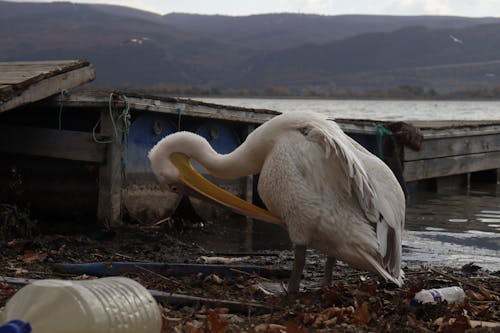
307,119 -> 378,219
306,117 -> 404,285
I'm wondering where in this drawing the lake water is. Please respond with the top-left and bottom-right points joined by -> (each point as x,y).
197,98 -> 500,271
199,97 -> 500,121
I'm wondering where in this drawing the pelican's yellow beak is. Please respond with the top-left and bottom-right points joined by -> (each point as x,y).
170,152 -> 282,226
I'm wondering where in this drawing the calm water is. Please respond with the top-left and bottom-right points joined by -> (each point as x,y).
197,98 -> 500,271
200,97 -> 500,121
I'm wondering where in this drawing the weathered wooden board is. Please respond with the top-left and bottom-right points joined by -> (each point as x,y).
46,91 -> 280,124
97,108 -> 123,226
0,124 -> 106,163
404,151 -> 500,182
405,133 -> 500,161
0,60 -> 95,113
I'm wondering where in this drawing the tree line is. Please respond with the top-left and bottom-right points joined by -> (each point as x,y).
120,83 -> 500,99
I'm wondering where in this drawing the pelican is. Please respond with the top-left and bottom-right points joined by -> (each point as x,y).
149,112 -> 405,293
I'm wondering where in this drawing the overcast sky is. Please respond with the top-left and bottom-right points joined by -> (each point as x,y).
10,0 -> 500,17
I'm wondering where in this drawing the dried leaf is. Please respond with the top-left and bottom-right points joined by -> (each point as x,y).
353,302 -> 371,325
473,305 -> 492,318
360,280 -> 379,296
205,274 -> 224,285
22,250 -> 47,263
478,286 -> 496,301
302,313 -> 316,325
465,289 -> 484,301
441,315 -> 471,333
253,323 -> 286,333
208,310 -> 228,333
186,321 -> 204,333
285,321 -> 309,333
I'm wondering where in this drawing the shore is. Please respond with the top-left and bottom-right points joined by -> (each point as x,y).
1,224 -> 499,332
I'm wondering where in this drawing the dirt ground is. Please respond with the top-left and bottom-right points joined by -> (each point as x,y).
0,219 -> 499,332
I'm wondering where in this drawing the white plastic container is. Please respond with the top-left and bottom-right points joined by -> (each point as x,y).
412,286 -> 466,305
0,277 -> 162,333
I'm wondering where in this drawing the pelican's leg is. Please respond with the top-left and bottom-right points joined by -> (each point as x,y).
322,257 -> 336,287
288,244 -> 306,294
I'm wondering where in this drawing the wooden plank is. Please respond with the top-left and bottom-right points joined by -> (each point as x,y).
0,60 -> 80,68
0,124 -> 106,163
97,108 -> 123,226
405,133 -> 500,161
49,92 -> 279,125
0,71 -> 52,84
415,125 -> 500,139
404,151 -> 500,182
0,63 -> 95,113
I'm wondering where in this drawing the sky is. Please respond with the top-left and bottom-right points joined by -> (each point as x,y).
10,0 -> 500,17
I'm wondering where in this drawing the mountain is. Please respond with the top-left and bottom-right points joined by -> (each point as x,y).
228,24 -> 500,90
0,1 -> 252,86
2,1 -> 500,91
163,13 -> 500,51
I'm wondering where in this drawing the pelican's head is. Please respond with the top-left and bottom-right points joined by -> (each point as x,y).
148,135 -> 181,192
148,132 -> 282,225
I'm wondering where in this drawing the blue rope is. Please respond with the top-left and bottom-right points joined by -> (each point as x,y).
373,123 -> 393,158
92,93 -> 130,144
177,103 -> 185,131
57,89 -> 70,130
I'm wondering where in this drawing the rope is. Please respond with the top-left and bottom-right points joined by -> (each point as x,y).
176,103 -> 185,131
373,123 -> 393,158
92,93 -> 131,144
57,89 -> 70,130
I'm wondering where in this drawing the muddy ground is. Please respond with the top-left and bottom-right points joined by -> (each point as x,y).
0,217 -> 499,332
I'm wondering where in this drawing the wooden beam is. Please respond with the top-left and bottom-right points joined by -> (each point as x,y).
405,133 -> 500,161
97,108 -> 123,226
0,124 -> 106,163
404,151 -> 500,182
0,65 -> 95,113
47,92 -> 278,125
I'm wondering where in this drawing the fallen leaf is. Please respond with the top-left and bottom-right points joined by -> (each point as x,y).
22,250 -> 47,263
465,289 -> 484,301
253,323 -> 286,333
186,321 -> 204,333
353,302 -> 371,325
302,313 -> 316,325
478,286 -> 496,301
285,321 -> 309,333
360,280 -> 379,296
205,274 -> 224,285
441,315 -> 471,333
208,309 -> 228,333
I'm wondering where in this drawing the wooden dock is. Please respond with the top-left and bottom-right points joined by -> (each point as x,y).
0,60 -> 95,113
1,60 -> 499,225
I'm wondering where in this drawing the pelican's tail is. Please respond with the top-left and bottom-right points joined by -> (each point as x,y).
355,223 -> 404,287
354,247 -> 403,286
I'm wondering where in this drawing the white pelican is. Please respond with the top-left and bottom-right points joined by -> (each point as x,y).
149,112 -> 405,293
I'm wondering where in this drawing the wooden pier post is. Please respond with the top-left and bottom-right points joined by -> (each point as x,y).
243,124 -> 255,251
97,108 -> 123,226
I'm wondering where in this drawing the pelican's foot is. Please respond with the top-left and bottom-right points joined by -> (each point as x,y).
322,256 -> 336,287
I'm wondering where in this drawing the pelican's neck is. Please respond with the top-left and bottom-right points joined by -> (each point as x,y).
153,131 -> 267,179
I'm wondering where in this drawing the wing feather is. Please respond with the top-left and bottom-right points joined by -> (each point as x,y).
304,116 -> 405,283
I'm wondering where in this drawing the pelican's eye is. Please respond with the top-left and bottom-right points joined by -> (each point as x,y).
170,185 -> 178,192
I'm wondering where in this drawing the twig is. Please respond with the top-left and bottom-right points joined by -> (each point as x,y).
404,270 -> 433,276
430,268 -> 500,297
229,268 -> 271,282
115,252 -> 134,260
0,275 -> 271,314
153,217 -> 170,226
133,265 -> 181,286
149,289 -> 273,314
212,252 -> 280,257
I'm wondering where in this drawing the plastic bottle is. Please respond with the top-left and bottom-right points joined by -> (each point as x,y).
411,286 -> 466,305
0,277 -> 162,333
